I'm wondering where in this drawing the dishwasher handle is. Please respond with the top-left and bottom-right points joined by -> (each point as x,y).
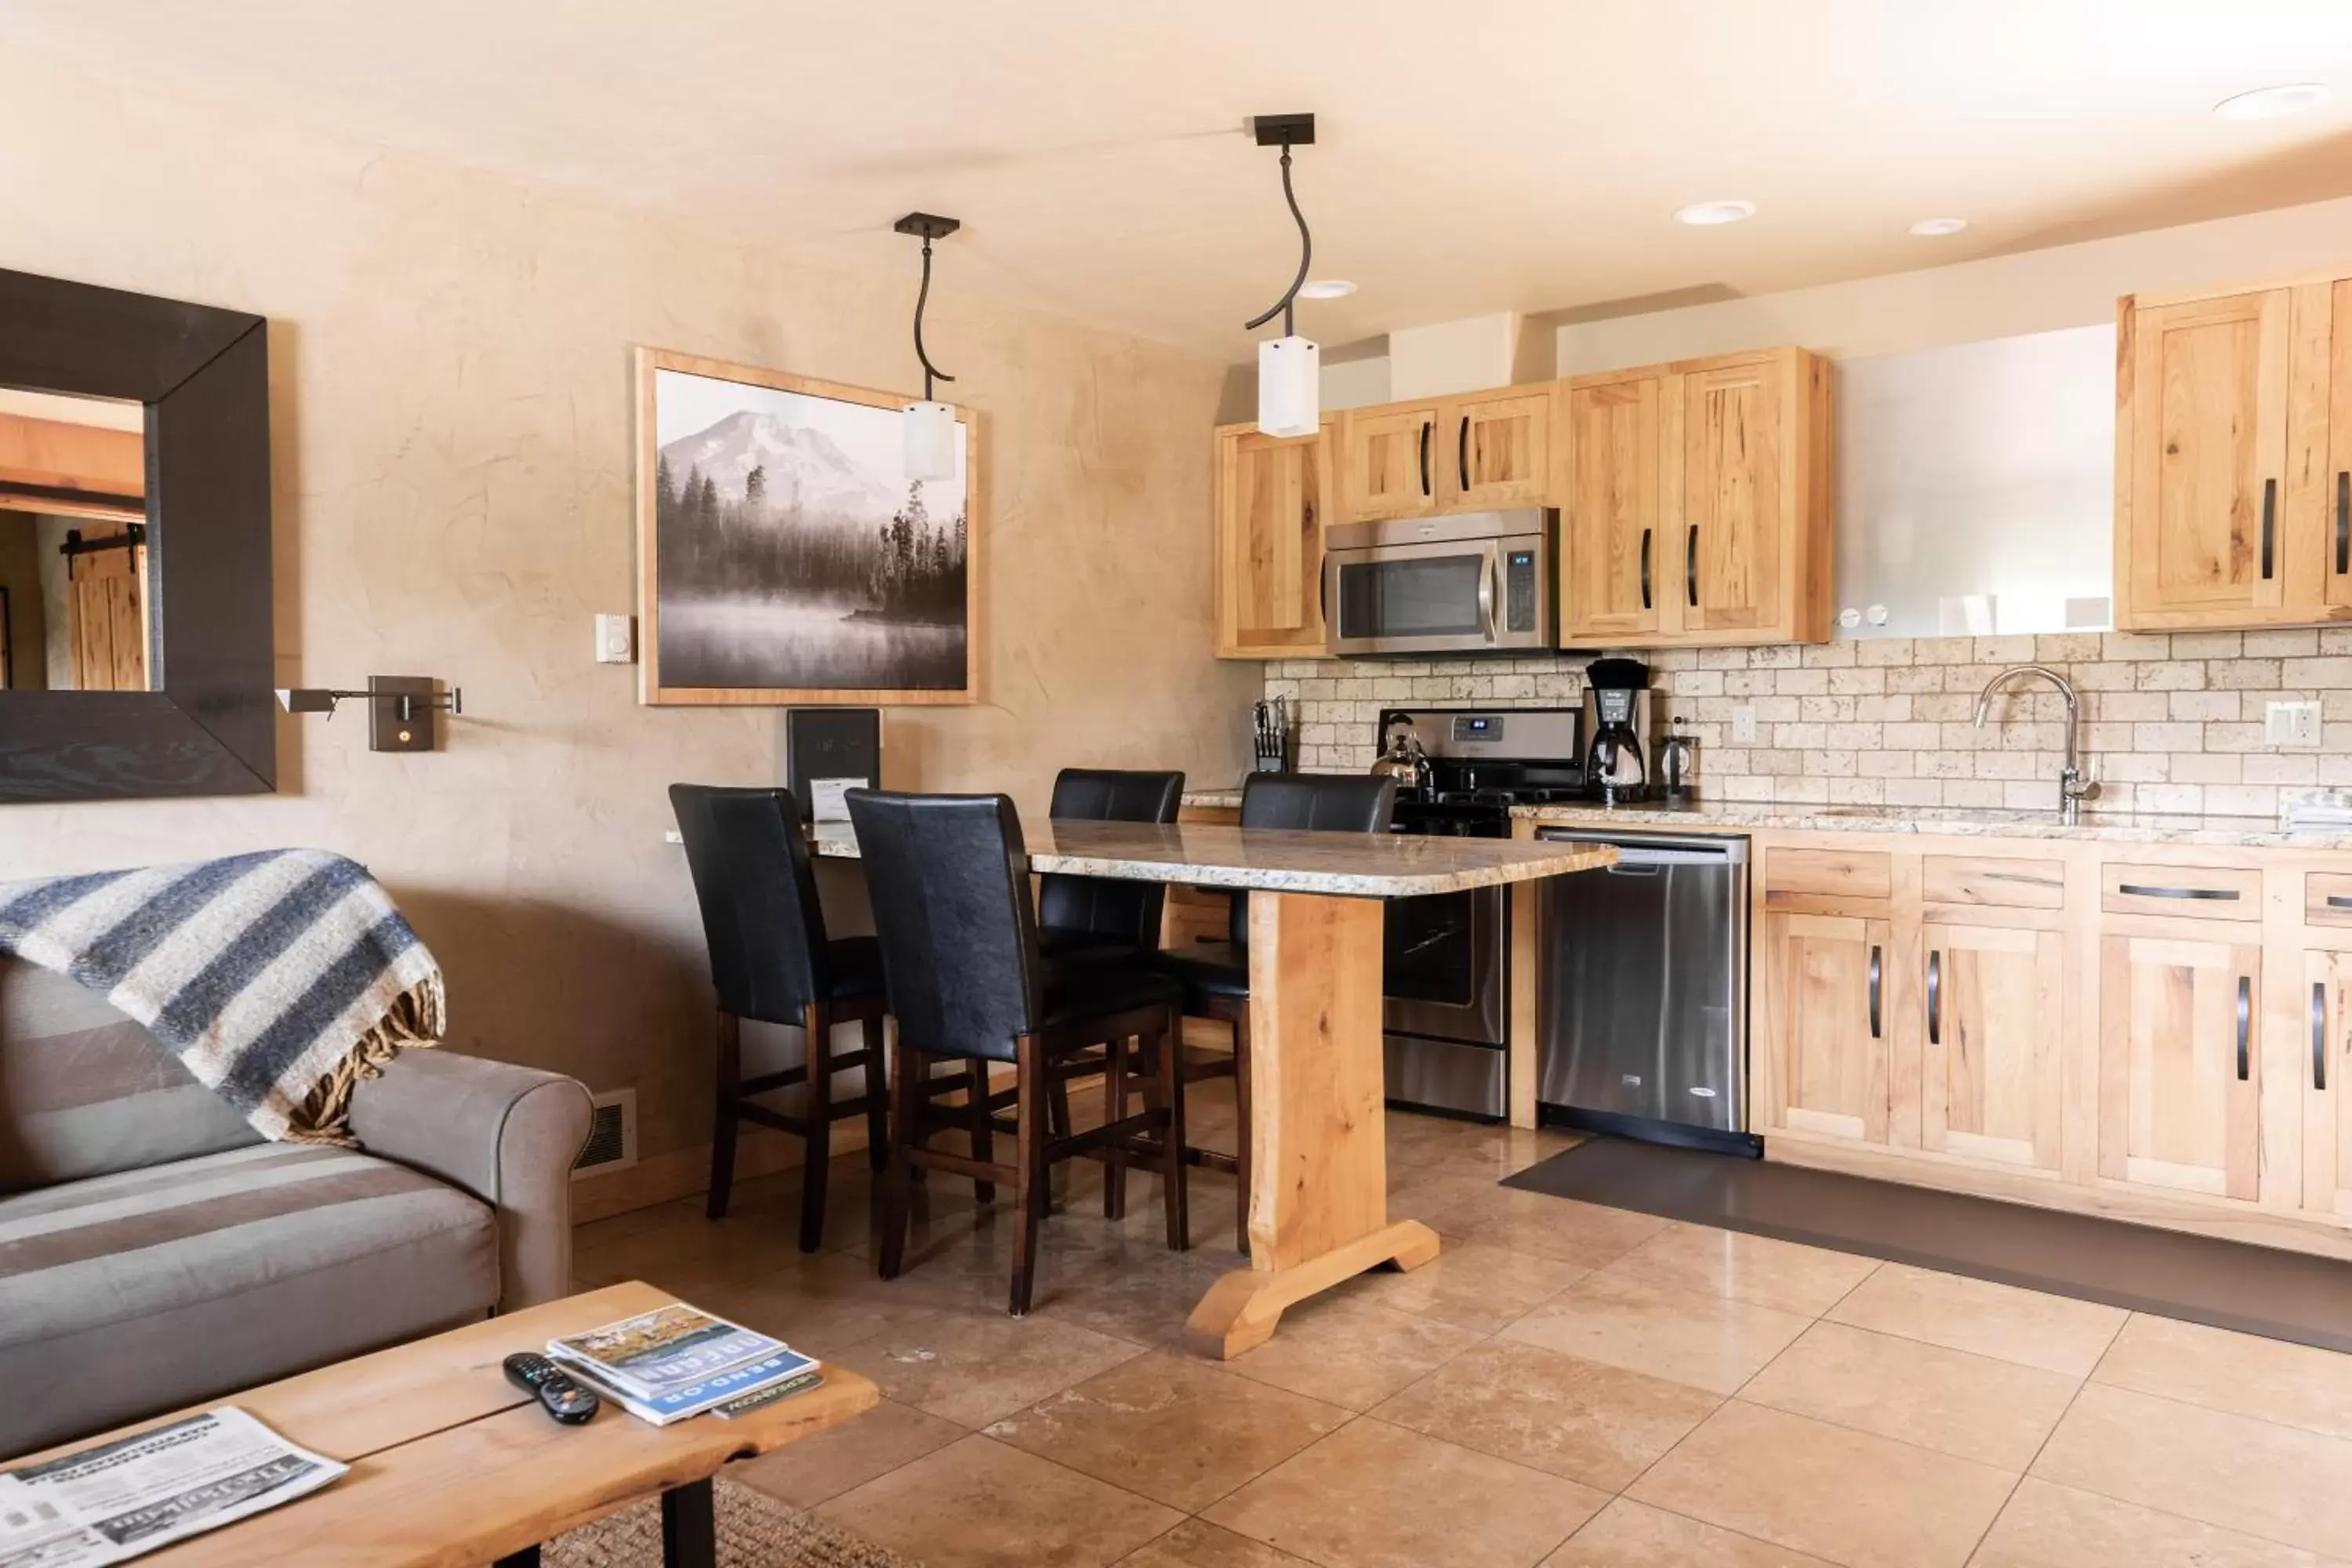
1536,829 -> 1749,867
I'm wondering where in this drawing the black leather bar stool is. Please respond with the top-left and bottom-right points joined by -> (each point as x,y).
670,784 -> 890,1253
847,789 -> 1189,1316
1154,773 -> 1397,1248
1036,768 -> 1184,966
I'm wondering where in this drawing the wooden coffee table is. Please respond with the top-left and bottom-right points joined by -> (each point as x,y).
12,1280 -> 877,1567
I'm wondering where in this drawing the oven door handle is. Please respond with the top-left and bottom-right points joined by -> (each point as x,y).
1479,553 -> 1497,638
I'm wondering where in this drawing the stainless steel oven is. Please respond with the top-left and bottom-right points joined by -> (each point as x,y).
1383,881 -> 1508,1120
1324,510 -> 1555,657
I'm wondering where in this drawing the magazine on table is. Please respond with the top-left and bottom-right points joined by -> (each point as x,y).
546,1301 -> 821,1425
0,1407 -> 345,1568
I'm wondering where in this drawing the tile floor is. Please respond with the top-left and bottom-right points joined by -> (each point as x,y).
572,1087 -> 2352,1568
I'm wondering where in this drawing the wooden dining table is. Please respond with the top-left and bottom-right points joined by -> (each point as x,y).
815,815 -> 1616,1358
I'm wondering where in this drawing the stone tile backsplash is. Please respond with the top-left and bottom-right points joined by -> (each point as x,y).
1264,630 -> 2352,818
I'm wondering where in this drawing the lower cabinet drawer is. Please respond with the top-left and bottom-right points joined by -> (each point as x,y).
1765,848 -> 1893,903
1923,854 -> 2065,910
2310,873 -> 2352,929
2101,862 -> 2261,920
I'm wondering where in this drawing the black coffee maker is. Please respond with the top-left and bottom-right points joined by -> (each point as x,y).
1580,657 -> 1653,805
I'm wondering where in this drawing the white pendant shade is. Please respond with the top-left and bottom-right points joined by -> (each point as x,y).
902,400 -> 958,481
1258,336 -> 1319,438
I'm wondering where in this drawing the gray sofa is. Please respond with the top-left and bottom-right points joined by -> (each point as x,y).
0,958 -> 593,1459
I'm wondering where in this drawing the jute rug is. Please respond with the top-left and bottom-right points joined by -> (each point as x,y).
546,1477 -> 921,1568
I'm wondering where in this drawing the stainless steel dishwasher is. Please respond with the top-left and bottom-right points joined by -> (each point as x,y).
1536,829 -> 1756,1156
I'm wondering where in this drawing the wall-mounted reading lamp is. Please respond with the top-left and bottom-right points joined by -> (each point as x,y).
276,676 -> 461,753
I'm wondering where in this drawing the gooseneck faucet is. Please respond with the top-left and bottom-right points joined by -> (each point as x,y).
1974,664 -> 2098,823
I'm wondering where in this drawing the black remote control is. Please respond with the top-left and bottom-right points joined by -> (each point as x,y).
503,1352 -> 601,1425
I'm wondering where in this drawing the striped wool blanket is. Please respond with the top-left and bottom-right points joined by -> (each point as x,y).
0,849 -> 443,1145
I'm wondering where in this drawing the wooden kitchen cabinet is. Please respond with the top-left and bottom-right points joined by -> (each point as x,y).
1335,403 -> 1443,522
1334,384 -> 1561,524
2302,949 -> 2352,1221
1213,420 -> 1333,659
1559,347 -> 1832,648
2096,931 -> 2263,1202
1450,390 -> 1555,509
1761,911 -> 1893,1147
1922,922 -> 2064,1174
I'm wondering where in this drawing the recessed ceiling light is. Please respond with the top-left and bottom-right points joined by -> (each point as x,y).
1297,279 -> 1356,299
1673,200 -> 1756,227
2213,82 -> 2330,120
1909,217 -> 1969,237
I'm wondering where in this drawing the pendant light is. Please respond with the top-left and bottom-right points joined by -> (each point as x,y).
1243,114 -> 1319,438
895,212 -> 961,482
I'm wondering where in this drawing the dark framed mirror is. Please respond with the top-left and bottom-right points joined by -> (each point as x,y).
0,269 -> 273,800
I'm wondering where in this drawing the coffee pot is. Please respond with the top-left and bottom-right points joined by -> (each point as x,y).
1370,724 -> 1431,797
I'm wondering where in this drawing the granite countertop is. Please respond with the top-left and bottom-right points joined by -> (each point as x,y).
1180,789 -> 1244,811
813,817 -> 1615,895
1509,800 -> 2352,851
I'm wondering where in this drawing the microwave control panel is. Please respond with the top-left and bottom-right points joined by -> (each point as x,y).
1504,549 -> 1537,633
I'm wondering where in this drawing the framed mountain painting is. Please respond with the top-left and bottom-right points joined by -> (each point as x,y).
633,347 -> 980,705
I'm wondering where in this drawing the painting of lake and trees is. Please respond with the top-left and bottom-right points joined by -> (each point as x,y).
639,353 -> 974,702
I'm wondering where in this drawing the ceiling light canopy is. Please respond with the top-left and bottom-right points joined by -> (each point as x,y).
1909,216 -> 1969,237
1243,113 -> 1321,439
2213,82 -> 2330,120
1298,279 -> 1356,299
895,212 -> 960,483
1672,200 -> 1756,227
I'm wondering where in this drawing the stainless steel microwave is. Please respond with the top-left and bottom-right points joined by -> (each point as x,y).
1323,510 -> 1555,657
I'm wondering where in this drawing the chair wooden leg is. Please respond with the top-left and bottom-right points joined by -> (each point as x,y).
1232,1004 -> 1253,1255
966,1057 -> 996,1206
862,1014 -> 890,1173
1049,1073 -> 1073,1140
706,1011 -> 742,1221
878,1044 -> 923,1281
1009,1035 -> 1045,1317
797,1003 -> 833,1254
1102,1034 -> 1129,1220
1157,1011 -> 1189,1252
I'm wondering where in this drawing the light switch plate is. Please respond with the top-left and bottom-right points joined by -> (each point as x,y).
2267,699 -> 2323,748
1731,706 -> 1759,745
593,613 -> 636,665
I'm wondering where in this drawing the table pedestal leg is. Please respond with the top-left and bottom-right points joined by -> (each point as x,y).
1184,891 -> 1441,1359
662,1478 -> 717,1568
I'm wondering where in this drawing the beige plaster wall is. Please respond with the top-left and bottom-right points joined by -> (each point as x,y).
0,53 -> 1255,1166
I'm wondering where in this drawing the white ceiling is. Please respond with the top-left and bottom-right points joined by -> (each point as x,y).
8,1 -> 2352,360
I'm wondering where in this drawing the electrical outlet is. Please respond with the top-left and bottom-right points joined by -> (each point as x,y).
2267,699 -> 2322,748
593,613 -> 636,665
1731,706 -> 1759,744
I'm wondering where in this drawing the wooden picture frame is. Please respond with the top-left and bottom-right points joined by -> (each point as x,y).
634,347 -> 982,706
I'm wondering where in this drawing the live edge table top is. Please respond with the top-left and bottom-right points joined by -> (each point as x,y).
811,818 -> 1617,896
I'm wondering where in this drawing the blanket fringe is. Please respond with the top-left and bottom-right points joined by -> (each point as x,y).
285,974 -> 448,1145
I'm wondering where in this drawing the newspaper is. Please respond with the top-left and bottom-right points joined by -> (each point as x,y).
0,1408 -> 346,1568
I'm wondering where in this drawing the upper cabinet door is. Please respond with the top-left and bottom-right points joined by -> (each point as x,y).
2330,279 -> 2352,613
2120,289 -> 2292,624
1444,390 -> 1555,510
1679,358 -> 1787,635
1337,405 -> 1442,522
1214,423 -> 1330,659
1561,375 -> 1673,642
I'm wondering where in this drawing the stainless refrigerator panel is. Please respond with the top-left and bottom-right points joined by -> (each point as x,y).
1384,1036 -> 1506,1120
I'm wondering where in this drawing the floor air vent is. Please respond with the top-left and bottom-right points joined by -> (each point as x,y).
572,1088 -> 637,1177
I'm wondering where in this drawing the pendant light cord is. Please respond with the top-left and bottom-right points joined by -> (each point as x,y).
913,236 -> 955,401
1243,144 -> 1312,337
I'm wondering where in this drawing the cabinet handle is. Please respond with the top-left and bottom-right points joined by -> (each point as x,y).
1927,949 -> 1942,1047
2329,895 -> 2352,911
1686,524 -> 1700,608
2315,980 -> 2329,1093
2337,470 -> 2349,577
1868,945 -> 1883,1040
2117,882 -> 2240,902
1417,420 -> 1431,497
2261,477 -> 2276,579
1458,415 -> 1471,494
1639,528 -> 1653,610
2237,975 -> 2252,1082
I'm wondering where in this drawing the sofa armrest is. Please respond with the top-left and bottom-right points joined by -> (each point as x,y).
348,1051 -> 593,1313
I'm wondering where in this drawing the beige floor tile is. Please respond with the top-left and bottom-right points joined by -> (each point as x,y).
1602,1222 -> 1879,1317
727,1396 -> 964,1508
854,1303 -> 1144,1428
2093,1314 -> 2352,1442
1115,1519 -> 1319,1568
1971,1477 -> 2343,1568
1740,1320 -> 2078,1469
1206,1417 -> 1607,1568
1339,1240 -> 1590,1333
1627,1401 -> 2017,1568
1823,1262 -> 2125,1376
1541,1498 -> 1833,1566
1501,1271 -> 1812,1396
2031,1382 -> 2352,1559
1435,1187 -> 1672,1269
1372,1338 -> 1717,1491
818,1434 -> 1181,1568
1227,1295 -> 1484,1410
984,1351 -> 1348,1513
